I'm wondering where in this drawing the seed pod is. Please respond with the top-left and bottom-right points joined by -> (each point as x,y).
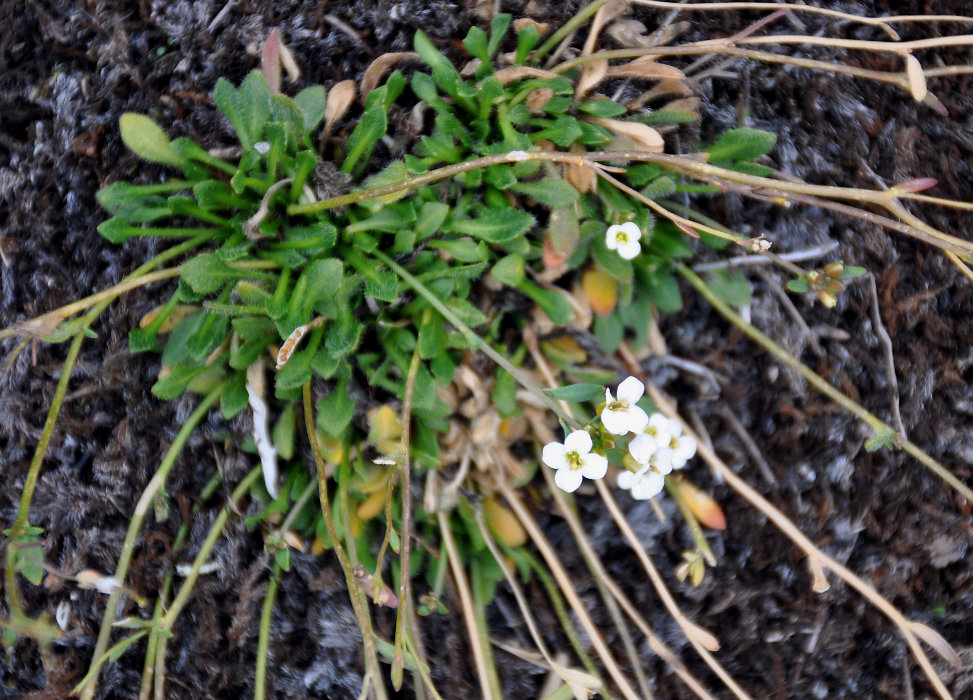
677,479 -> 726,530
276,324 -> 309,370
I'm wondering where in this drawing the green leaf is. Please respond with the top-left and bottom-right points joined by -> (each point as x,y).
342,84 -> 389,173
326,307 -> 362,357
592,234 -> 634,282
705,269 -> 752,309
518,281 -> 573,324
414,31 -> 470,109
463,26 -> 490,64
594,312 -> 624,354
640,175 -> 677,200
487,14 -> 512,57
577,100 -> 627,118
636,110 -> 698,126
514,23 -> 539,65
303,258 -> 344,316
221,373 -> 250,419
276,346 -> 315,392
491,255 -> 525,286
444,297 -> 488,328
317,371 -> 354,438
706,127 -> 777,162
545,383 -> 604,402
449,209 -> 534,244
510,179 -> 579,208
238,71 -> 273,145
415,201 -> 450,239
294,85 -> 327,135
786,278 -> 810,293
180,253 -> 236,295
492,368 -> 518,417
840,265 -> 867,280
151,365 -> 207,401
641,266 -> 682,313
97,217 -> 135,243
119,113 -> 182,166
531,116 -> 582,147
427,238 -> 489,262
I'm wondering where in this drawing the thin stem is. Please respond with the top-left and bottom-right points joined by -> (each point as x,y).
436,507 -> 494,700
254,563 -> 282,700
679,264 -> 973,505
81,385 -> 224,700
594,480 -> 753,700
531,0 -> 611,62
392,345 -> 422,686
664,476 -> 717,566
498,483 -> 642,700
303,382 -> 388,700
643,383 -> 955,700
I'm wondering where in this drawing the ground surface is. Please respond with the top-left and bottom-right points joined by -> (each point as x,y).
1,1 -> 972,698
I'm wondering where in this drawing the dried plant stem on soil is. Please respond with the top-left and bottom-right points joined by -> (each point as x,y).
303,382 -> 388,700
498,483 -> 642,700
642,381 -> 960,699
435,504 -> 495,700
679,265 -> 973,505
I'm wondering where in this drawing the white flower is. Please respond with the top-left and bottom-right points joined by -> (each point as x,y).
600,376 -> 649,435
668,426 -> 697,469
618,465 -> 664,500
542,430 -> 608,493
605,221 -> 642,260
640,414 -> 697,468
629,435 -> 674,474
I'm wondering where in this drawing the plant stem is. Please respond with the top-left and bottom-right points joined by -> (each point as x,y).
302,382 -> 388,700
679,264 -> 973,505
392,345 -> 421,687
254,563 -> 282,700
531,0 -> 611,62
80,385 -> 225,700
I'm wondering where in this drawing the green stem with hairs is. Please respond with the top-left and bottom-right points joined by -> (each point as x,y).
679,264 -> 973,505
80,384 -> 225,700
254,563 -> 282,700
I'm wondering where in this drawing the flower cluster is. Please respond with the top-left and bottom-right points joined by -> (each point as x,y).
541,376 -> 697,498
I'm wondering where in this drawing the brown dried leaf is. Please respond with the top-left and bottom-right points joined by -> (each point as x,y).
606,57 -> 686,82
361,52 -> 418,102
576,60 -> 608,102
904,53 -> 927,102
492,66 -> 562,84
323,80 -> 356,141
262,29 -> 282,94
663,96 -> 701,115
908,621 -> 963,668
590,117 -> 664,152
513,17 -> 549,37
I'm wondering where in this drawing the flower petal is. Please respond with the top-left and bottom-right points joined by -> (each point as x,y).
580,452 -> 608,480
617,238 -> 641,260
554,467 -> 584,493
626,405 -> 650,433
628,433 -> 658,465
605,225 -> 620,250
617,376 -> 645,404
672,435 -> 697,468
617,469 -> 638,490
541,442 -> 568,470
631,471 -> 664,500
563,429 -> 593,455
600,407 -> 630,436
619,221 -> 642,241
651,446 -> 675,475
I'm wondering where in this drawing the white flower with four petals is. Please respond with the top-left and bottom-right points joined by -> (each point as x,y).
542,430 -> 608,493
605,221 -> 642,260
600,376 -> 649,435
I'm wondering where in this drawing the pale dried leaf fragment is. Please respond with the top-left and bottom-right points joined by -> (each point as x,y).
904,53 -> 927,102
323,80 -> 356,142
908,621 -> 963,669
492,66 -> 562,84
589,117 -> 664,152
606,57 -> 686,81
807,556 -> 830,593
246,361 -> 279,499
75,569 -> 122,596
361,52 -> 418,101
575,60 -> 608,102
513,17 -> 549,37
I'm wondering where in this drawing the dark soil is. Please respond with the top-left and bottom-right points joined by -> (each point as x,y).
2,1 -> 972,698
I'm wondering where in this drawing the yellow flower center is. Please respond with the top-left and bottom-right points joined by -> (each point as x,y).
566,451 -> 584,470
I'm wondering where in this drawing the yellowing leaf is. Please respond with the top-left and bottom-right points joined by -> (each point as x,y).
483,497 -> 527,548
367,404 -> 403,455
119,113 -> 182,166
582,266 -> 619,316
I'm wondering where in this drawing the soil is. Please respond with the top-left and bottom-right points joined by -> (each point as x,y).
2,1 -> 972,698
